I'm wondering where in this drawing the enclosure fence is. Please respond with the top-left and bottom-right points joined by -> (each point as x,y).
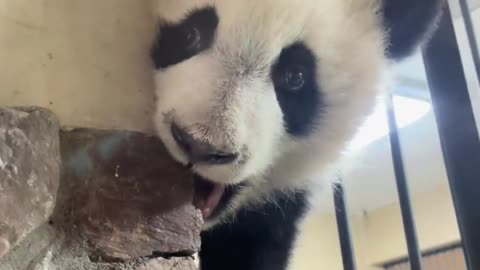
332,1 -> 480,270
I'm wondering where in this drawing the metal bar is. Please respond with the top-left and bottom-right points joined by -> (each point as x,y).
422,4 -> 480,270
458,0 -> 480,84
333,180 -> 357,270
385,94 -> 424,270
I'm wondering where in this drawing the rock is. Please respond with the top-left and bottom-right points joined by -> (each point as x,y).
0,223 -> 199,270
58,129 -> 203,261
0,106 -> 61,259
0,125 -> 202,269
136,257 -> 198,270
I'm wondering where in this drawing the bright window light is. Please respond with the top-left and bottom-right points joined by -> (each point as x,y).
347,95 -> 431,152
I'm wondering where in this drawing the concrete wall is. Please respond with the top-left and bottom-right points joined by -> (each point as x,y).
0,0 -> 156,133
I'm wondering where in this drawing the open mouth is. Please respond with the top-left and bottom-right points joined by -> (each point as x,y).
192,174 -> 243,220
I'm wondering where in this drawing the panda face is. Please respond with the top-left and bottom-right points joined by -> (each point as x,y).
151,0 -> 443,227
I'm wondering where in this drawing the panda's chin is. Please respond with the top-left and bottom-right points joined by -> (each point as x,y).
192,174 -> 243,221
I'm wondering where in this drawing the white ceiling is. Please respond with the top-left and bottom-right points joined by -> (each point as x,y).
312,2 -> 480,214
450,0 -> 480,18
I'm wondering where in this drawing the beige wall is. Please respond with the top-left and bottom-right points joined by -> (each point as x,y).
0,0 -> 156,133
290,182 -> 461,270
364,183 -> 460,265
289,213 -> 343,270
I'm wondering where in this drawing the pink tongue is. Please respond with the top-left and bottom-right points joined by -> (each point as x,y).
193,178 -> 225,219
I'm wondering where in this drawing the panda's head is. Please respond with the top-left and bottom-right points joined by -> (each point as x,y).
151,0 -> 444,228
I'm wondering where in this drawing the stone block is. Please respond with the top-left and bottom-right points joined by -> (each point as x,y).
136,257 -> 198,270
0,123 -> 201,269
58,129 -> 203,261
0,107 -> 60,258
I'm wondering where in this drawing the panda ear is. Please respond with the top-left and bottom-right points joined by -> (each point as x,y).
381,0 -> 446,60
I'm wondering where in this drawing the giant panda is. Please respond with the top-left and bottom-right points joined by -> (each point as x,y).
149,1 -> 445,269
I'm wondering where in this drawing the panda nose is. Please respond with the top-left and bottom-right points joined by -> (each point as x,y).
171,124 -> 239,165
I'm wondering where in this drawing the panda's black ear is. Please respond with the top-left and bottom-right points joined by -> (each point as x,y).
381,0 -> 446,60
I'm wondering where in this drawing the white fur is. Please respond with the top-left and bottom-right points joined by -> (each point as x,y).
152,0 -> 388,227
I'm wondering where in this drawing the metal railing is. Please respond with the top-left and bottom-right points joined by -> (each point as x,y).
333,1 -> 480,270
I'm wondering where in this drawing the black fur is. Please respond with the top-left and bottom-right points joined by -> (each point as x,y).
151,7 -> 219,69
382,0 -> 446,59
271,43 -> 323,137
199,190 -> 309,270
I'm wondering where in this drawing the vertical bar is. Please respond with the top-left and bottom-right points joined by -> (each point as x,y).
458,0 -> 480,83
385,94 -> 424,270
422,4 -> 480,270
333,180 -> 357,270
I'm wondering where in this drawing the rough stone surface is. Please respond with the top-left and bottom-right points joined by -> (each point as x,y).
0,106 -> 61,259
137,257 -> 198,270
0,223 -> 198,270
0,127 -> 202,270
0,125 -> 203,270
59,129 -> 202,261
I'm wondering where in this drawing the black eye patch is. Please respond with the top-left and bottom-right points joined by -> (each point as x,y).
271,43 -> 323,137
151,7 -> 219,69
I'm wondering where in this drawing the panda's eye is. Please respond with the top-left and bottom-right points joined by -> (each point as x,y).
271,43 -> 321,137
184,26 -> 201,50
151,7 -> 219,69
284,65 -> 306,91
